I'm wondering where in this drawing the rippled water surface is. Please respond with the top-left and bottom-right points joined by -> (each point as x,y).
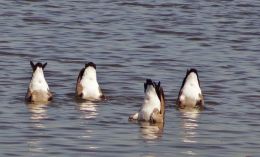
0,0 -> 260,156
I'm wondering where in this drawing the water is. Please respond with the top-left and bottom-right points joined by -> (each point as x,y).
0,0 -> 260,156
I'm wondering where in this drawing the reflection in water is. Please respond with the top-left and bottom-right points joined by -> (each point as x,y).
80,130 -> 100,151
26,102 -> 49,122
26,102 -> 49,154
76,100 -> 98,119
180,108 -> 200,156
27,139 -> 44,153
75,100 -> 99,150
142,154 -> 157,157
139,122 -> 164,141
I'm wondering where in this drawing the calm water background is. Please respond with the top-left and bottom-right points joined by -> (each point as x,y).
0,0 -> 260,156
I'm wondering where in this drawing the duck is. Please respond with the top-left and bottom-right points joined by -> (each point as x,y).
76,62 -> 104,100
25,61 -> 52,103
176,68 -> 204,109
129,79 -> 165,123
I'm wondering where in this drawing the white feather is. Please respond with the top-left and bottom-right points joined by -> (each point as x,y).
80,66 -> 102,100
29,67 -> 49,92
181,72 -> 201,105
138,85 -> 161,121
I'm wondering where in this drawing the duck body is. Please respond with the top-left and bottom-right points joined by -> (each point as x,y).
129,79 -> 165,123
177,69 -> 204,109
76,62 -> 104,100
25,61 -> 52,103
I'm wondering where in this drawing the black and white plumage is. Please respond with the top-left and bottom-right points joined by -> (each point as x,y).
76,62 -> 104,100
25,61 -> 52,102
176,69 -> 204,109
129,79 -> 165,123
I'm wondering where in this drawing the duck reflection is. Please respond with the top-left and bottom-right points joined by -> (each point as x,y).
139,122 -> 164,141
26,102 -> 48,154
75,100 -> 98,119
179,108 -> 200,156
27,139 -> 44,153
141,154 -> 157,157
26,102 -> 49,122
179,108 -> 200,144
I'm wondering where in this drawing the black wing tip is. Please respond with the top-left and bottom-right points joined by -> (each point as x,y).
85,62 -> 96,69
77,67 -> 85,81
156,82 -> 165,102
146,79 -> 153,85
187,68 -> 198,75
30,61 -> 47,70
145,79 -> 161,87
